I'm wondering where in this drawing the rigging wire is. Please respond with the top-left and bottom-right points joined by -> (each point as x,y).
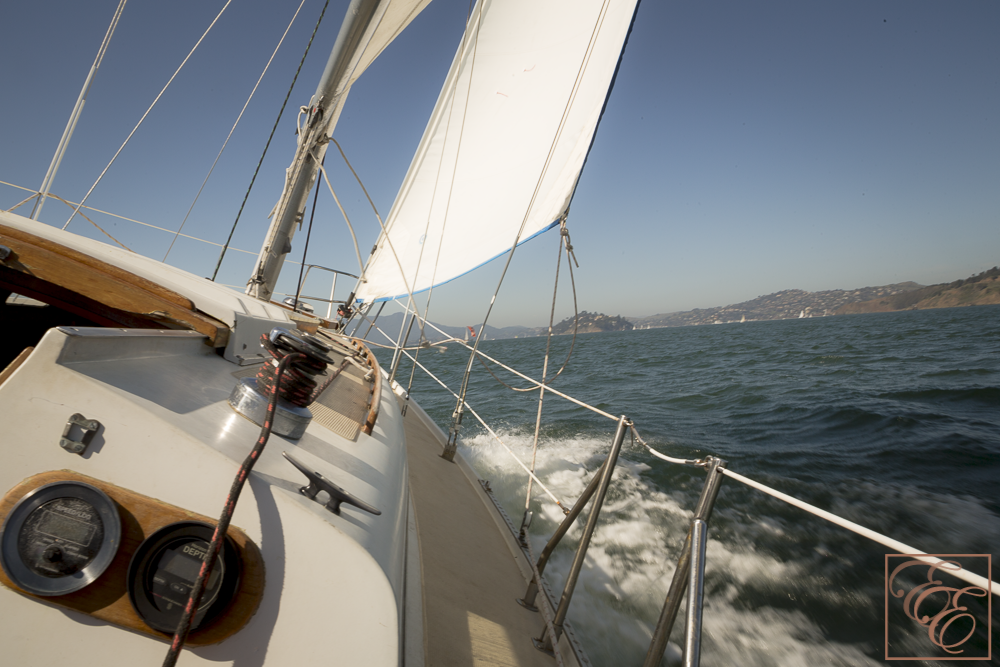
562,0 -> 644,219
210,0 -> 332,282
476,223 -> 580,392
523,224 -> 570,520
1,180 -> 258,255
383,45 -> 478,379
163,0 -> 309,262
31,0 -> 127,221
328,137 -> 424,340
292,154 -> 325,310
63,0 -> 234,232
316,162 -> 364,274
446,0 -> 618,453
439,4 -> 493,452
360,302 -> 386,340
410,0 -> 480,337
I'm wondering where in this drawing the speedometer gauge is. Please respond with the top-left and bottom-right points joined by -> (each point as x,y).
0,481 -> 121,596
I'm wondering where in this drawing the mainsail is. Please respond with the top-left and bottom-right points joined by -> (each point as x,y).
355,0 -> 640,305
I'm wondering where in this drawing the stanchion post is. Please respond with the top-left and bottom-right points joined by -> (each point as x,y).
533,416 -> 628,653
683,519 -> 708,667
519,455 -> 609,610
642,457 -> 726,667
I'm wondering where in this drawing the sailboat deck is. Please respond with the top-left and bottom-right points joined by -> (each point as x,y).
400,398 -> 557,667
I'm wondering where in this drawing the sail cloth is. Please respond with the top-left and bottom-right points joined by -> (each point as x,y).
350,0 -> 433,83
325,0 -> 434,123
354,0 -> 639,304
248,0 -> 432,301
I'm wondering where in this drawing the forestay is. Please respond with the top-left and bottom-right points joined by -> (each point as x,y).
355,0 -> 639,304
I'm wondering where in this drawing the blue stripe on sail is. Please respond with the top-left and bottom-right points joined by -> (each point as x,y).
357,218 -> 561,305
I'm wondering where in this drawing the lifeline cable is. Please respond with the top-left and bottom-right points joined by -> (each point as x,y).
161,352 -> 305,667
376,331 -> 566,510
375,301 -> 619,421
0,180 -> 258,256
719,468 -> 999,596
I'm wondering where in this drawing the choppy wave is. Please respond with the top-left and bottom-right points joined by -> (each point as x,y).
395,305 -> 1000,665
460,429 -> 997,666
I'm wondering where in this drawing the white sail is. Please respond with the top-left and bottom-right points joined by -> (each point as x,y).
319,0 -> 435,129
355,0 -> 639,304
352,0 -> 433,83
249,0 -> 432,300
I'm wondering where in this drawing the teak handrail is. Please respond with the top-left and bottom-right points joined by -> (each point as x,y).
0,223 -> 229,347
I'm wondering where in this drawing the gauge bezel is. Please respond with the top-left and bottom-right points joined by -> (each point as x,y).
127,521 -> 242,634
0,481 -> 121,596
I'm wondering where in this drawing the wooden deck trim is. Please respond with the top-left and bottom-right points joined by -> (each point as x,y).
348,337 -> 381,435
0,347 -> 33,387
0,223 -> 230,347
0,470 -> 264,646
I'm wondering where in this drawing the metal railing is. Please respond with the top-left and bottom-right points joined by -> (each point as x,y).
642,457 -> 726,667
292,265 -> 358,318
514,417 -> 726,666
529,416 -> 629,655
518,431 -> 997,666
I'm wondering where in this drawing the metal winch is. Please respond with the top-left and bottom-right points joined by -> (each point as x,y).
227,328 -> 335,438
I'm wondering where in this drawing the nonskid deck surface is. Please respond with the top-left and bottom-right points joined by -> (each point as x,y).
401,399 -> 554,667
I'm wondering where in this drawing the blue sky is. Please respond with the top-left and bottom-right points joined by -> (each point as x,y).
1,0 -> 997,328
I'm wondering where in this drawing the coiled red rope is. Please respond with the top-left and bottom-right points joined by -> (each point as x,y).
255,333 -> 328,407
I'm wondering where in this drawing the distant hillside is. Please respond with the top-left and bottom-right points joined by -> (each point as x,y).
629,282 -> 924,328
344,269 -> 998,341
546,311 -> 633,335
837,267 -> 1000,314
344,310 -> 632,343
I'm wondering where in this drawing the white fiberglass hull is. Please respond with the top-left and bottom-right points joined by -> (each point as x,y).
0,293 -> 410,663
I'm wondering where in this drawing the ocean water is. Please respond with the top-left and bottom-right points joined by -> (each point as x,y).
382,305 -> 1000,666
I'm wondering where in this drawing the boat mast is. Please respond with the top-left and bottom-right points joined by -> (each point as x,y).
30,0 -> 127,221
246,0 -> 383,302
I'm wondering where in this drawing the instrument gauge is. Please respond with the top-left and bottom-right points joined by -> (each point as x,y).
0,481 -> 121,596
127,521 -> 241,634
